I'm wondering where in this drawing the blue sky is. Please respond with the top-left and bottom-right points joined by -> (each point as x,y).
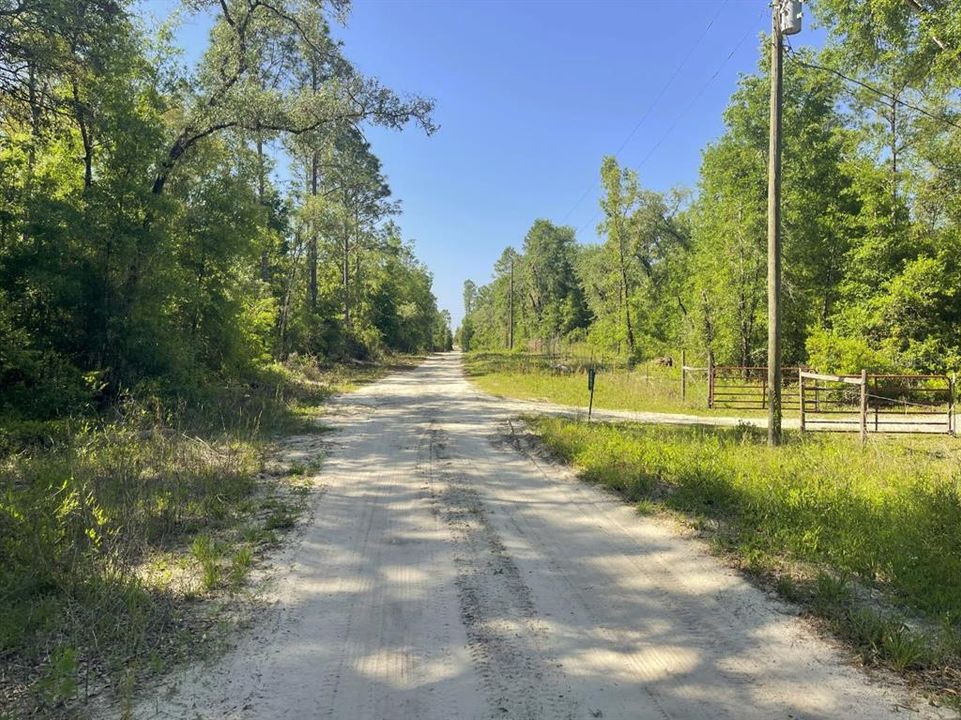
138,0 -> 823,326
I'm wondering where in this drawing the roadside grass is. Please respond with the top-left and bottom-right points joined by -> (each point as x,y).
0,354 -> 420,717
526,416 -> 961,699
464,351 -> 764,418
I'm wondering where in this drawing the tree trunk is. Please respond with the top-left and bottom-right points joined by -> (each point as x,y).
256,132 -> 270,281
508,256 -> 514,350
308,62 -> 319,308
70,79 -> 93,189
701,289 -> 716,364
617,229 -> 635,357
309,154 -> 318,310
342,226 -> 350,326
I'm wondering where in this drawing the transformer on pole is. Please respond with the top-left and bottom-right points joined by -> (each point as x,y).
780,0 -> 802,36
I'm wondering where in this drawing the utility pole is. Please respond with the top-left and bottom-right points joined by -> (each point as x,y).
767,2 -> 784,446
766,0 -> 800,446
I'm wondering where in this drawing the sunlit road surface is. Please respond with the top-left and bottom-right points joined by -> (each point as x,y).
133,353 -> 951,720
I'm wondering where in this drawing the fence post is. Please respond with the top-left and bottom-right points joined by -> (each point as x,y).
799,372 -> 806,433
707,354 -> 715,409
860,369 -> 868,445
681,349 -> 687,401
795,366 -> 802,414
948,372 -> 957,435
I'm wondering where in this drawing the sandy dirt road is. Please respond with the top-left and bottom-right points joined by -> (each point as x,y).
134,353 -> 951,719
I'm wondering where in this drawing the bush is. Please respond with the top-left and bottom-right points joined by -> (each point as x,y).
805,327 -> 895,374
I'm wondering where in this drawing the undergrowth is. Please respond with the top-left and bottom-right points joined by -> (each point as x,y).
527,416 -> 961,699
0,355 -> 419,717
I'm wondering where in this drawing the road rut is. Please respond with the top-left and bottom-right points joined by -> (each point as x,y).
133,353 -> 951,719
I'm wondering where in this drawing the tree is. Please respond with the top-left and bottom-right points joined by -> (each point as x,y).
0,0 -> 445,418
460,279 -> 477,351
151,0 -> 435,195
594,157 -> 689,360
598,156 -> 638,357
521,219 -> 589,344
684,44 -> 857,366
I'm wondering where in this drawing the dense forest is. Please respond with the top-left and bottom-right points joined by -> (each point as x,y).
0,0 -> 452,422
461,0 -> 961,375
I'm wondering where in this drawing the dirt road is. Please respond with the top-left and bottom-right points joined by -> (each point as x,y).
135,353 -> 951,719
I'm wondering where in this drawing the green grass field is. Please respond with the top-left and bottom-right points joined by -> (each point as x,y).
464,351 -> 768,417
527,415 -> 961,692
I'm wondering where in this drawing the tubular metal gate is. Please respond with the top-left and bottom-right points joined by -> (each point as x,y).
708,365 -> 802,412
800,371 -> 955,438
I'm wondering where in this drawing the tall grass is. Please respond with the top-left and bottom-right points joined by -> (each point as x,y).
0,355 -> 417,716
529,417 -> 961,679
465,351 -> 731,416
0,405 -> 260,713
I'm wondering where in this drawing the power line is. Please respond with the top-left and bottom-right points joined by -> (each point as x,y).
637,20 -> 759,173
575,9 -> 764,238
783,46 -> 961,132
611,1 -> 728,158
559,0 -> 728,223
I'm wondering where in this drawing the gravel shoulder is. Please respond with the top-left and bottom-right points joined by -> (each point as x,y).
128,353 -> 953,719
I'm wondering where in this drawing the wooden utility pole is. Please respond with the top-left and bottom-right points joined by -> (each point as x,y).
767,3 -> 784,446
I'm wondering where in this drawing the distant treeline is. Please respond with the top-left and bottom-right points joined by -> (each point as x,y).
460,1 -> 961,375
0,1 -> 452,421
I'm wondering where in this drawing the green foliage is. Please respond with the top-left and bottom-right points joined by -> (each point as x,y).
805,328 -> 895,374
0,406 -> 258,709
1,3 -> 444,707
191,534 -> 224,593
580,157 -> 688,359
35,646 -> 79,706
0,0 -> 447,427
0,356 -> 389,713
229,546 -> 254,589
461,220 -> 589,352
464,29 -> 961,377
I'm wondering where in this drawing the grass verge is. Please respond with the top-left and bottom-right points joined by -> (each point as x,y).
525,416 -> 961,703
0,354 -> 421,718
464,351 -> 762,417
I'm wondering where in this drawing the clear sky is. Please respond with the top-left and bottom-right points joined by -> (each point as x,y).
139,0 -> 823,327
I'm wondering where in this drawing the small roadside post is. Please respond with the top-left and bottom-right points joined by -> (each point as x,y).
587,366 -> 596,421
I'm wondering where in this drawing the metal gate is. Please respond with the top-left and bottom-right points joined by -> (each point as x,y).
708,365 -> 801,411
800,371 -> 955,437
